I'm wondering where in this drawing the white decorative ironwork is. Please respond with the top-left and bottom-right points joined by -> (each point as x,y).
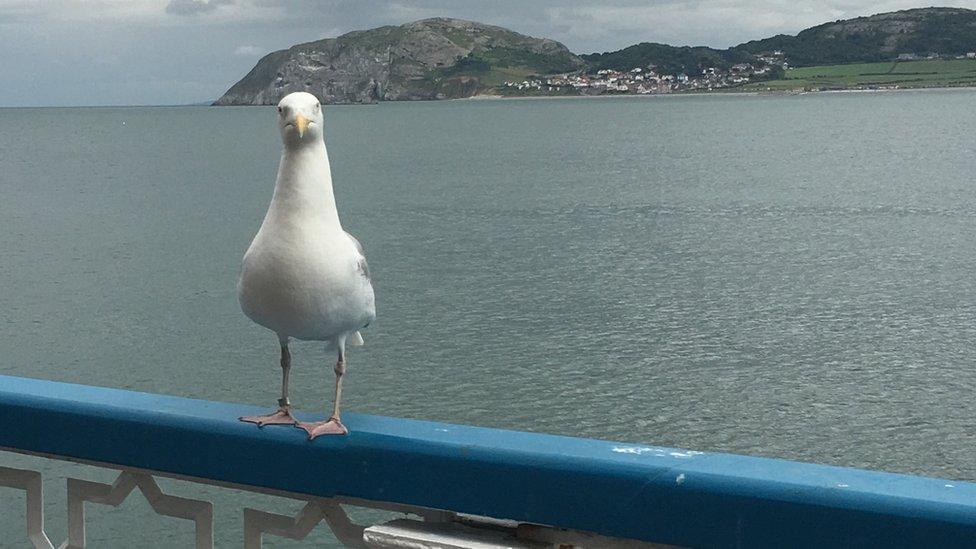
60,470 -> 213,549
244,500 -> 365,548
1,452 -> 670,548
0,466 -> 55,549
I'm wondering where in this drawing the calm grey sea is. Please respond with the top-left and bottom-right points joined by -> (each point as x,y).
1,90 -> 976,546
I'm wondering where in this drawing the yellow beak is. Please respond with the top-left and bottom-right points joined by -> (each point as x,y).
294,115 -> 310,138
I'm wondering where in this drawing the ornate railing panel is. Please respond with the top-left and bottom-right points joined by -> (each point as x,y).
63,470 -> 213,549
243,500 -> 363,548
1,374 -> 975,548
0,465 -> 54,549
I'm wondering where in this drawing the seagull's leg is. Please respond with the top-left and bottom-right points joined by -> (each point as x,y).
299,341 -> 348,438
240,342 -> 299,426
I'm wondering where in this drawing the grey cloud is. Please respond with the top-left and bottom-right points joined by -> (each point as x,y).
166,0 -> 235,16
0,1 -> 47,25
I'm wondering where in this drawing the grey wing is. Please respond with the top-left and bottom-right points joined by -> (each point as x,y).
345,231 -> 370,281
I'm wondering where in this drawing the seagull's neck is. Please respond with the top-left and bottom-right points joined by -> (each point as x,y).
268,140 -> 343,230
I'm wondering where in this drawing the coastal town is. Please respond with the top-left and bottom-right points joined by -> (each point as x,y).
502,52 -> 787,96
501,48 -> 976,96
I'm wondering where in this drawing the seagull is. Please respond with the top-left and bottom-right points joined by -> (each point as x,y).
238,92 -> 375,439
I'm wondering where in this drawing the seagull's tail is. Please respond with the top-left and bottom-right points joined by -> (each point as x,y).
325,331 -> 365,353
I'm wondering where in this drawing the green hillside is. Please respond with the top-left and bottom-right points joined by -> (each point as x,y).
735,7 -> 976,66
584,7 -> 976,74
434,46 -> 584,86
582,43 -> 754,75
741,58 -> 976,91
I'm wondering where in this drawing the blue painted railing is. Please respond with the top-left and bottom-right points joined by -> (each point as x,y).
1,374 -> 975,548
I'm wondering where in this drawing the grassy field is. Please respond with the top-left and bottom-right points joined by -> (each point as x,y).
476,66 -> 538,87
742,58 -> 976,91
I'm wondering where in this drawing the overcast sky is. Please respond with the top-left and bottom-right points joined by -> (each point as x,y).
2,0 -> 975,106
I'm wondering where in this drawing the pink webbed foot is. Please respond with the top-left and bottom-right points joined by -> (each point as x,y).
297,417 -> 348,439
240,408 -> 298,427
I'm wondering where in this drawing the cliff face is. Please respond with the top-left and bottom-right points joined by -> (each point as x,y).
214,18 -> 584,105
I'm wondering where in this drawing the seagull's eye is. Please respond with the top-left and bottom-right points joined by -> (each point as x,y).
277,106 -> 283,114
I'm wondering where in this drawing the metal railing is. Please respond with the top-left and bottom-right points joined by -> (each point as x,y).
0,374 -> 975,548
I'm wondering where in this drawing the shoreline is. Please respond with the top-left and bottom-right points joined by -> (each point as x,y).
5,84 -> 976,109
458,91 -> 762,101
459,84 -> 976,102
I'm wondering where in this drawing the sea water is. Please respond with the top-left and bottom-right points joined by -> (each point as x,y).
1,90 -> 975,546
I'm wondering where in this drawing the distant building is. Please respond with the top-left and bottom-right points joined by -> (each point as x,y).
968,52 -> 976,59
897,53 -> 917,61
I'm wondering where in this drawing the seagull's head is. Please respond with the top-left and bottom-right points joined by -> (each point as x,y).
277,92 -> 324,147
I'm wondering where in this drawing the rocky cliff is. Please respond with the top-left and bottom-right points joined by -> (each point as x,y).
214,18 -> 584,105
